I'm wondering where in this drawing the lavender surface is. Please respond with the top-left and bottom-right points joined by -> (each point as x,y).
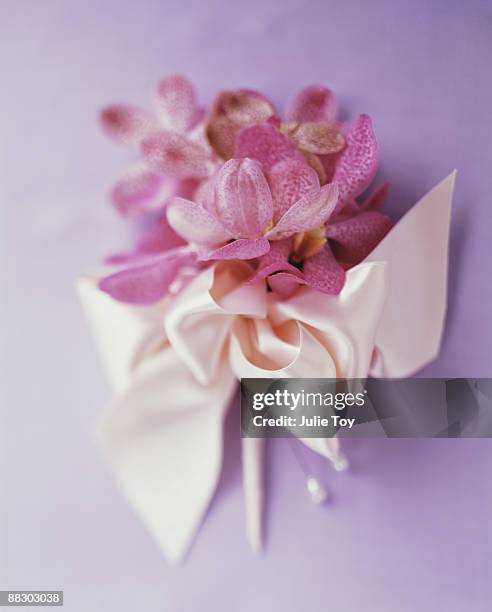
1,1 -> 491,610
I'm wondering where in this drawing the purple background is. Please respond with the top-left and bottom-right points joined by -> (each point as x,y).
1,1 -> 492,610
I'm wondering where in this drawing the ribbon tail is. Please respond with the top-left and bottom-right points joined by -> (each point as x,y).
77,274 -> 168,394
365,171 -> 456,376
301,437 -> 339,463
300,437 -> 348,472
242,437 -> 265,553
97,348 -> 236,563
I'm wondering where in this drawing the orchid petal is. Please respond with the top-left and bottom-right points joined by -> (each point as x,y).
291,226 -> 327,261
215,89 -> 274,125
99,250 -> 195,305
266,182 -> 339,240
167,197 -> 232,246
235,123 -> 304,172
247,239 -> 300,284
105,218 -> 186,264
360,182 -> 390,212
100,104 -> 156,146
302,246 -> 346,294
142,131 -> 209,179
206,89 -> 275,159
214,158 -> 273,238
326,211 -> 393,265
257,237 -> 292,267
268,272 -> 307,298
137,217 -> 187,253
174,177 -> 202,200
253,261 -> 302,285
268,159 -> 320,222
288,122 -> 345,155
301,151 -> 327,185
154,74 -> 198,133
318,152 -> 340,183
199,238 -> 270,261
333,114 -> 378,212
193,176 -> 217,213
205,116 -> 238,160
285,85 -> 338,124
110,164 -> 165,216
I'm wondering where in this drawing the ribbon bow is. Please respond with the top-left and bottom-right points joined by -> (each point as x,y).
78,172 -> 455,562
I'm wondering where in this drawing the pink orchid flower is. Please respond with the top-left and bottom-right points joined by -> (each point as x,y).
205,84 -> 345,170
98,83 -> 393,305
167,157 -> 339,261
98,156 -> 339,304
244,114 -> 392,297
100,75 -> 214,216
216,84 -> 390,216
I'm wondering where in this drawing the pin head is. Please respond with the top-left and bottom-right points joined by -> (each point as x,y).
333,455 -> 349,472
306,477 -> 328,504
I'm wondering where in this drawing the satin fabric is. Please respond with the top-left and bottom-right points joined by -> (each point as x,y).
367,171 -> 455,376
78,172 -> 455,562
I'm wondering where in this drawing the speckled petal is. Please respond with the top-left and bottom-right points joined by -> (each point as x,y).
214,158 -> 273,238
326,211 -> 393,264
206,115 -> 238,160
318,152 -> 340,183
360,182 -> 390,212
268,272 -> 307,298
105,217 -> 186,264
303,246 -> 346,294
174,177 -> 202,201
99,250 -> 195,305
206,90 -> 275,159
268,159 -> 320,222
266,182 -> 339,239
100,104 -> 156,146
247,238 -> 300,284
193,176 -> 217,212
332,114 -> 379,212
141,130 -> 209,179
199,237 -> 270,261
137,217 -> 187,252
301,151 -> 327,185
167,197 -> 232,246
288,122 -> 345,155
217,89 -> 274,125
110,164 -> 164,216
153,74 -> 198,133
285,85 -> 338,124
235,123 -> 304,171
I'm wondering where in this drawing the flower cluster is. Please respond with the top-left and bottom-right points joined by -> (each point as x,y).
99,75 -> 392,304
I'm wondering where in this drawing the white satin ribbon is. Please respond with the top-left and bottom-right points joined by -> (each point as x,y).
78,172 -> 455,562
367,171 -> 456,376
